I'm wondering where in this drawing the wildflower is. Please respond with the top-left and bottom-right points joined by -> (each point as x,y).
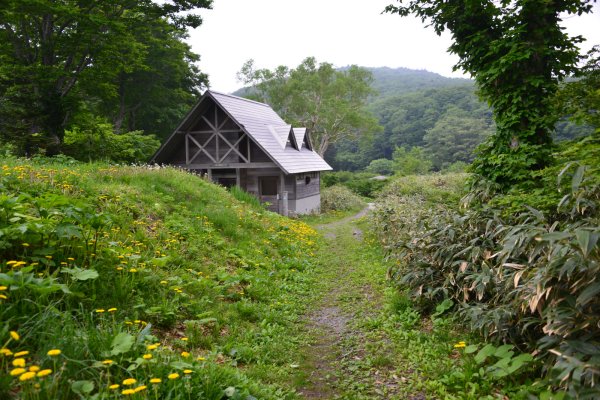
160,280 -> 168,284
0,286 -> 7,290
129,268 -> 137,273
168,373 -> 179,380
146,344 -> 158,351
109,384 -> 120,390
116,267 -> 123,271
143,354 -> 152,360
19,371 -> 36,381
95,309 -> 105,313
45,255 -> 52,259
453,341 -> 467,349
12,358 -> 26,367
1,348 -> 13,356
36,369 -> 52,378
29,366 -> 40,372
181,337 -> 188,341
0,295 -> 7,300
67,257 -> 75,261
150,378 -> 161,384
122,389 -> 135,395
10,368 -> 26,376
107,308 -> 117,312
10,331 -> 20,341
197,356 -> 206,361
183,369 -> 192,374
180,351 -> 190,358
102,359 -> 114,365
22,243 -> 30,247
47,349 -> 61,356
134,385 -> 147,393
14,351 -> 29,357
122,378 -> 137,386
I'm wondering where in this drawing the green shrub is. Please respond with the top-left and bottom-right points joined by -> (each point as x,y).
322,171 -> 388,198
372,146 -> 600,396
62,120 -> 160,163
320,185 -> 365,212
366,158 -> 395,175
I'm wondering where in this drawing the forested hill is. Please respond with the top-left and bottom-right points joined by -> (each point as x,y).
327,66 -> 591,171
365,67 -> 473,97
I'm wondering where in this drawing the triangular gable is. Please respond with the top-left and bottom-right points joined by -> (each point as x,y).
287,127 -> 299,150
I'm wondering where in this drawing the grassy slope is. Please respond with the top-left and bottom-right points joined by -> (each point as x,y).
0,159 -> 318,399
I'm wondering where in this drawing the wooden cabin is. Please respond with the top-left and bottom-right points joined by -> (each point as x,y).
150,90 -> 332,215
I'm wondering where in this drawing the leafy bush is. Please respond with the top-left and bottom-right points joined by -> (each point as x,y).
366,158 -> 395,175
322,171 -> 388,197
392,146 -> 432,176
62,120 -> 160,163
320,185 -> 365,212
372,144 -> 600,396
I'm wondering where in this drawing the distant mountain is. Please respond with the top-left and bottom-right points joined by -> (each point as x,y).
365,67 -> 473,98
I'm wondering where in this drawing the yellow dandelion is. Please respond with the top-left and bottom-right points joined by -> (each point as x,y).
168,373 -> 179,380
1,348 -> 13,356
13,351 -> 29,357
121,389 -> 135,395
10,367 -> 26,376
129,268 -> 137,273
67,257 -> 75,261
36,369 -> 52,378
160,280 -> 168,284
22,243 -> 30,247
10,331 -> 19,341
181,337 -> 188,341
0,294 -> 7,300
95,309 -> 105,313
134,385 -> 147,393
107,308 -> 117,312
146,344 -> 158,351
180,351 -> 190,358
122,378 -> 136,386
0,286 -> 7,290
12,358 -> 26,367
197,356 -> 206,361
150,378 -> 161,384
116,267 -> 123,271
19,371 -> 36,381
142,354 -> 152,360
47,349 -> 61,356
109,384 -> 120,390
101,359 -> 114,365
183,369 -> 192,374
28,366 -> 40,372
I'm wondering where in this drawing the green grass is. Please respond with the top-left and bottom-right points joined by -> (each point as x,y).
0,159 -> 319,399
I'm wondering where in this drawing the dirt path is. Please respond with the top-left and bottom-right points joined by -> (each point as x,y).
298,206 -> 407,399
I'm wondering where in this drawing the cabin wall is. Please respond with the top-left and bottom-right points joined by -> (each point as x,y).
289,194 -> 321,215
294,172 -> 320,199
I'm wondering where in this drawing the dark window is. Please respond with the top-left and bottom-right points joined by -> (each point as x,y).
260,177 -> 278,196
305,176 -> 311,185
218,178 -> 236,188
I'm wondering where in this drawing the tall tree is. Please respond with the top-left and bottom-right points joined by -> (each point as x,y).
385,0 -> 595,187
238,57 -> 381,156
0,0 -> 211,154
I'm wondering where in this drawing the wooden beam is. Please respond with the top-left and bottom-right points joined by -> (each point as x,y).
236,168 -> 241,187
219,132 -> 249,163
187,133 -> 217,164
179,129 -> 240,134
175,162 -> 277,169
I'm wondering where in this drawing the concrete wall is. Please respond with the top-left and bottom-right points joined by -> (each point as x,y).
289,193 -> 321,215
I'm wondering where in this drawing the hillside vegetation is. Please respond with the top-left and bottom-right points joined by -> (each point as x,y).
0,158 -> 318,399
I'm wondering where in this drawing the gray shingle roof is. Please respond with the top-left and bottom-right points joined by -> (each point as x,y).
207,91 -> 331,174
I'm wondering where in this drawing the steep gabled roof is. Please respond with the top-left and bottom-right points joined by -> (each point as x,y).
152,90 -> 331,174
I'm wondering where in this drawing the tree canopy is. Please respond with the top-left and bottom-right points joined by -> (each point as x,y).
386,0 -> 596,187
0,0 -> 211,155
237,57 -> 381,156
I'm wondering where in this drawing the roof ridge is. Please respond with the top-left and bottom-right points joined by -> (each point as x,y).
207,90 -> 272,108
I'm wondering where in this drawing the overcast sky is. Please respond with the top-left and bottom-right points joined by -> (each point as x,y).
188,0 -> 600,93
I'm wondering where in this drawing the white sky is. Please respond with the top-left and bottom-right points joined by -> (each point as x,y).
187,0 -> 600,93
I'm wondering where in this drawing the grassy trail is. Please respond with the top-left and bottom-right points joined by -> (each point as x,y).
297,207 -> 421,399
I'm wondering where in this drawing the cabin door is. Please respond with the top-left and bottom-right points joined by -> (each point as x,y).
259,176 -> 279,212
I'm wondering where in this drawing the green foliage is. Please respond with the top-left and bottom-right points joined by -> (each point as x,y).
372,142 -> 600,395
320,186 -> 365,213
392,146 -> 432,176
366,158 -> 395,175
386,0 -> 595,187
238,57 -> 381,156
322,171 -> 388,198
0,159 -> 320,399
0,0 -> 210,154
62,119 -> 160,163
